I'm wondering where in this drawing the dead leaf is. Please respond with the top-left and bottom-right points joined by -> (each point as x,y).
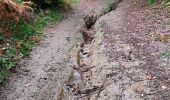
0,49 -> 3,56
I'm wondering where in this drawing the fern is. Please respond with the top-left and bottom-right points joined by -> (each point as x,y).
0,0 -> 33,22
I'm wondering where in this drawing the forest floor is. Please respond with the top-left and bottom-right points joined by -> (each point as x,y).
0,0 -> 170,100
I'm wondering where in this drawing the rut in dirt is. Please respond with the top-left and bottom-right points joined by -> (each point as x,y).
62,0 -> 170,100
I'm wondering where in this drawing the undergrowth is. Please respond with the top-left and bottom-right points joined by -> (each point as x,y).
0,10 -> 64,85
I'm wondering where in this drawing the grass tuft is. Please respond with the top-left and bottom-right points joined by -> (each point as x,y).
104,0 -> 111,13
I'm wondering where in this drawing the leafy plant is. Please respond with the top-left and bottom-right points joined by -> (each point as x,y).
164,0 -> 170,6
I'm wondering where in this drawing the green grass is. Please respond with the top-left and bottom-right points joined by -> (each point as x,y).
162,50 -> 170,57
0,10 -> 64,85
71,0 -> 80,6
104,0 -> 111,13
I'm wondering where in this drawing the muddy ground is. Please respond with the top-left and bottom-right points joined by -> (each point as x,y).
0,0 -> 170,100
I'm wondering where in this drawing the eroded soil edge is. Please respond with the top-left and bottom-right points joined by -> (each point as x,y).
63,0 -> 170,100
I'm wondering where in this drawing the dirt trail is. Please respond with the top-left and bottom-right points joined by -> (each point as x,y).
1,0 -> 170,100
0,0 -> 104,100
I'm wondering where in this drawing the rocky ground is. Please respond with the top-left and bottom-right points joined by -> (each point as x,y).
0,0 -> 170,100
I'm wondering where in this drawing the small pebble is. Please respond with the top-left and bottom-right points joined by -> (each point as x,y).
161,86 -> 167,90
25,83 -> 31,87
7,43 -> 10,46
